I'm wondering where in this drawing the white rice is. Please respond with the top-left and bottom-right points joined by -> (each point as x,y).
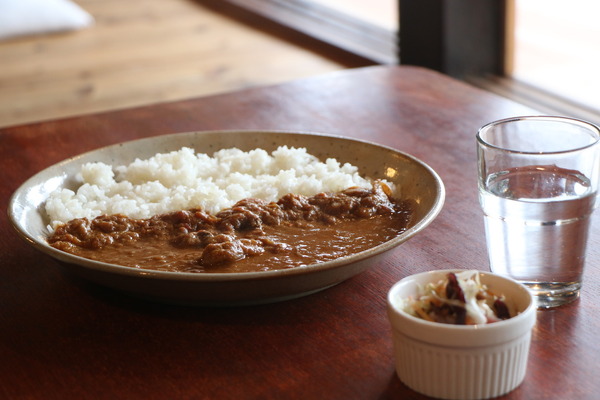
45,146 -> 387,229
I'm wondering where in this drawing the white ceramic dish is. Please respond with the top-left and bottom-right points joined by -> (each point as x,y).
9,130 -> 445,306
387,269 -> 536,399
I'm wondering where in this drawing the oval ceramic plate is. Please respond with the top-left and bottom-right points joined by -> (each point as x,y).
9,130 -> 445,306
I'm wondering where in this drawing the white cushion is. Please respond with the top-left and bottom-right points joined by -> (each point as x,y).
0,0 -> 94,40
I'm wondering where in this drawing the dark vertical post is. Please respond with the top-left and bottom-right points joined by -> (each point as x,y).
398,0 -> 505,79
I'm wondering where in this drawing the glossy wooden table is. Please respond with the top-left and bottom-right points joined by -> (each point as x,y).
1,66 -> 598,399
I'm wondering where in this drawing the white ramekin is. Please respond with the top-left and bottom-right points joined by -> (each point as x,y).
387,269 -> 536,400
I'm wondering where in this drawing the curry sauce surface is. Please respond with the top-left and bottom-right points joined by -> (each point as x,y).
48,184 -> 413,273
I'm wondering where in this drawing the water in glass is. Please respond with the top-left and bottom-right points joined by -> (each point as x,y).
479,164 -> 596,307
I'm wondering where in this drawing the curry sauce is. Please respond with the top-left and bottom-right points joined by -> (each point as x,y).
48,183 -> 414,273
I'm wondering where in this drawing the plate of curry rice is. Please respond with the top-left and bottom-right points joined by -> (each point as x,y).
9,130 -> 445,306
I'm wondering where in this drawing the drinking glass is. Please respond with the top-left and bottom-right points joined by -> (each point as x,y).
477,116 -> 600,308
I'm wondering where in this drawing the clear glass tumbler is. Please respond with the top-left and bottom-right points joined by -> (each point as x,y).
477,116 -> 600,308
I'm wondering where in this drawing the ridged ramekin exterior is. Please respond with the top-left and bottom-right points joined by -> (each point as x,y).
392,329 -> 532,399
